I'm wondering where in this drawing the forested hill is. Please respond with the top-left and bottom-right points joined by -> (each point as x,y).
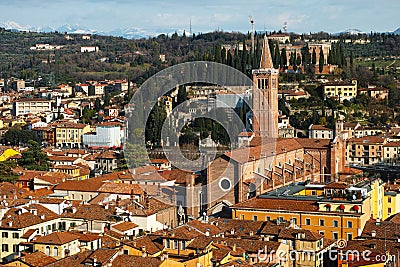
0,28 -> 252,84
0,27 -> 399,86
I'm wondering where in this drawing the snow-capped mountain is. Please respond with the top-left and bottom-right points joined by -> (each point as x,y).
0,21 -> 36,32
56,24 -> 100,35
0,20 -> 157,39
333,29 -> 365,36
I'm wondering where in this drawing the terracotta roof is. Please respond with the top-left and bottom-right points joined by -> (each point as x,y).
125,235 -> 164,255
361,220 -> 400,240
13,251 -> 56,267
384,141 -> 400,147
111,221 -> 138,232
0,205 -> 58,229
61,204 -> 116,221
21,229 -> 38,239
187,236 -> 213,250
209,218 -> 265,237
277,228 -> 323,241
310,124 -> 332,131
348,136 -> 386,144
212,237 -> 281,254
98,182 -> 143,195
32,232 -> 80,245
111,255 -> 162,267
127,198 -> 173,217
43,250 -> 92,267
153,225 -> 202,241
325,182 -> 348,189
186,220 -> 223,236
82,249 -> 119,265
54,179 -> 104,192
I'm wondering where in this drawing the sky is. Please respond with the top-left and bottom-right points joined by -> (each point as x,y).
1,0 -> 399,34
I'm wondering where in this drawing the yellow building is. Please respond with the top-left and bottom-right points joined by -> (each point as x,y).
323,79 -> 358,102
383,182 -> 400,220
32,232 -> 80,260
55,122 -> 90,148
0,148 -> 20,161
231,181 -> 374,241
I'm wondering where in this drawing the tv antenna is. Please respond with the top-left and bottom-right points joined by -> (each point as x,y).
249,16 -> 255,55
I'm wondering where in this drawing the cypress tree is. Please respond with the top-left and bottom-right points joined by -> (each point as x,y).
319,48 -> 324,73
312,48 -> 317,65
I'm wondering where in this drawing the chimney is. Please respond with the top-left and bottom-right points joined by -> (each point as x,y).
40,214 -> 45,220
371,230 -> 376,237
205,231 -> 209,237
30,209 -> 37,216
8,221 -> 12,227
232,243 -> 237,252
376,218 -> 381,226
93,256 -> 97,266
71,207 -> 77,213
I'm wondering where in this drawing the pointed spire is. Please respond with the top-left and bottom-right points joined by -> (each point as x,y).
259,35 -> 274,69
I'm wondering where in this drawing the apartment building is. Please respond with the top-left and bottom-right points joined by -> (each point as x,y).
346,136 -> 386,165
54,122 -> 90,148
13,99 -> 52,116
323,80 -> 358,102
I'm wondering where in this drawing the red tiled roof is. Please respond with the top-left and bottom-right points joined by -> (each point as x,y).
111,221 -> 138,232
32,232 -> 79,245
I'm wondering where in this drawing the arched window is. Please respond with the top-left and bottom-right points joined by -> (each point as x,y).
53,247 -> 58,257
45,246 -> 50,255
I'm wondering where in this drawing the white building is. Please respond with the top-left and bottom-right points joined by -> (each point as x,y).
309,124 -> 333,139
83,123 -> 123,148
80,46 -> 99,53
13,98 -> 52,116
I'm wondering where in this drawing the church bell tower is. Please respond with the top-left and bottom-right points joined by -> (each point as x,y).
252,35 -> 279,138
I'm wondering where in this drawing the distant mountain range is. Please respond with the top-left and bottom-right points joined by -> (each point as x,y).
0,21 -> 164,39
0,21 -> 399,39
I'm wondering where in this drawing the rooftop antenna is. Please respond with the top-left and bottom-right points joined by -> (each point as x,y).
250,16 -> 255,55
189,18 -> 192,36
284,22 -> 288,33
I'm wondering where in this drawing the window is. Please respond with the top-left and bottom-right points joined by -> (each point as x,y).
12,233 -> 19,239
388,208 -> 392,214
266,216 -> 270,221
347,233 -> 353,240
181,241 -> 186,250
166,239 -> 170,249
333,232 -> 339,240
173,240 -> 178,249
2,232 -> 8,238
347,221 -> 353,228
253,215 -> 258,221
45,246 -> 50,255
319,219 -> 325,226
2,244 -> 8,252
333,220 -> 339,228
305,218 -> 311,225
388,197 -> 392,203
53,247 -> 58,257
319,231 -> 325,236
12,245 -> 18,253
